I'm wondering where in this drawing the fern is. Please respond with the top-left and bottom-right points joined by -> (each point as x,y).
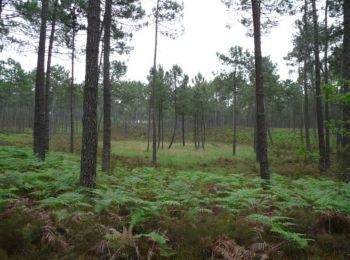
135,231 -> 168,248
39,192 -> 88,209
247,214 -> 309,248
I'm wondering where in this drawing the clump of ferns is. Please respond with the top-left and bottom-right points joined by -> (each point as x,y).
212,236 -> 284,260
91,224 -> 171,260
5,198 -> 70,252
246,214 -> 311,249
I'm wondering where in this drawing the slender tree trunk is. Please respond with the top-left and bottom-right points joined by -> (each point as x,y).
158,103 -> 161,149
311,0 -> 326,172
182,113 -> 185,146
161,111 -> 164,149
267,128 -> 274,145
194,115 -> 197,150
252,0 -> 269,180
233,78 -> 237,155
33,0 -> 48,160
169,114 -> 177,149
44,0 -> 58,151
300,108 -> 304,146
0,0 -> 3,20
303,63 -> 311,151
70,15 -> 76,154
80,0 -> 100,188
197,114 -> 201,149
201,109 -> 205,150
169,73 -> 178,149
151,0 -> 160,165
342,0 -> 350,164
146,98 -> 151,152
324,0 -> 331,169
102,0 -> 112,173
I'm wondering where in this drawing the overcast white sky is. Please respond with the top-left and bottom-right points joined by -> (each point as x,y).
3,0 -> 298,84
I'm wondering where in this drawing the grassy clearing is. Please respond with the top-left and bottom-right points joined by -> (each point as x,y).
111,141 -> 256,166
0,146 -> 349,259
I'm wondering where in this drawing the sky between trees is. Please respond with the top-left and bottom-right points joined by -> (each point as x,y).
3,0 -> 297,83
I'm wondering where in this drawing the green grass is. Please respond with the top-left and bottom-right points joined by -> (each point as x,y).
0,146 -> 349,259
111,141 -> 256,166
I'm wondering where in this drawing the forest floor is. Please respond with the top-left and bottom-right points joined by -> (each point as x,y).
0,133 -> 350,259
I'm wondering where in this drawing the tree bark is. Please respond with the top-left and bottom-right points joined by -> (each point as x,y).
151,0 -> 160,165
158,103 -> 161,149
102,0 -> 112,173
303,61 -> 311,151
0,0 -> 3,19
251,0 -> 269,180
80,0 -> 100,188
169,114 -> 177,149
169,73 -> 178,149
70,11 -> 76,154
324,0 -> 331,169
182,113 -> 185,146
44,0 -> 58,151
201,109 -> 205,150
146,98 -> 151,152
311,0 -> 326,172
194,115 -> 198,150
342,0 -> 350,162
233,77 -> 237,155
33,0 -> 48,160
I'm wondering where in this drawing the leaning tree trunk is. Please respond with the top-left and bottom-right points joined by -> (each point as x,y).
33,0 -> 48,160
151,0 -> 160,165
324,0 -> 331,169
251,0 -> 269,180
44,0 -> 58,151
342,0 -> 350,164
311,0 -> 326,172
169,79 -> 178,149
169,113 -> 177,149
102,0 -> 112,173
80,0 -> 100,188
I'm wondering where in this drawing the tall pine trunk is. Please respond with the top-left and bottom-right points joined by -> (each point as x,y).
146,98 -> 151,152
342,0 -> 350,163
303,13 -> 311,156
0,0 -> 3,19
311,0 -> 326,172
80,0 -> 100,188
102,0 -> 112,173
251,0 -> 269,180
182,113 -> 185,146
70,12 -> 76,154
324,0 -> 331,169
152,0 -> 160,165
232,76 -> 237,155
33,0 -> 48,160
44,0 -> 58,151
169,75 -> 178,149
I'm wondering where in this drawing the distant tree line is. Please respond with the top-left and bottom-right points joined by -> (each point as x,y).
0,0 -> 349,187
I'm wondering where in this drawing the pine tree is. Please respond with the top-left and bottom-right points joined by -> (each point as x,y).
33,0 -> 48,161
80,0 -> 100,188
